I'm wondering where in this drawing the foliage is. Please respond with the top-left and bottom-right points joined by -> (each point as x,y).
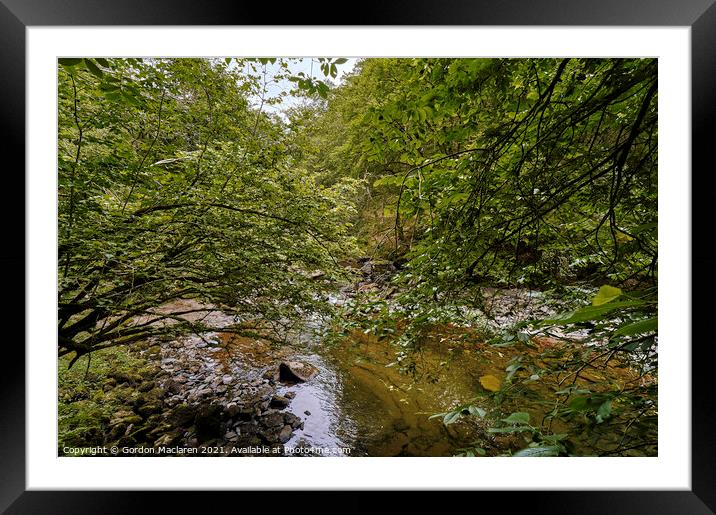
58,344 -> 156,450
301,58 -> 658,456
58,57 -> 357,365
58,57 -> 659,457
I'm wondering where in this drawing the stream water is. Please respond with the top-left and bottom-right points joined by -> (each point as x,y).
214,296 -> 503,457
153,284 -> 639,457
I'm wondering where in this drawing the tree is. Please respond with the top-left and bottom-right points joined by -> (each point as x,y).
58,57 -> 356,366
303,58 -> 658,456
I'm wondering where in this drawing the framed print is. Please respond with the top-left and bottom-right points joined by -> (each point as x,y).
3,0 -> 714,512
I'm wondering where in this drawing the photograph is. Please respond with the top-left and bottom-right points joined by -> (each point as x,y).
57,56 -> 659,459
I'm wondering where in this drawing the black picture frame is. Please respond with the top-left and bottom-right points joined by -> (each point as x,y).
2,1 -> 713,512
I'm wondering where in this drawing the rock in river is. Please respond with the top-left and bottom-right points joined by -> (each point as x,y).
270,395 -> 290,409
278,361 -> 319,383
279,425 -> 293,443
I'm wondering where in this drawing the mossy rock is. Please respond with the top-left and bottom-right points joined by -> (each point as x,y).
110,414 -> 142,426
148,387 -> 166,399
138,381 -> 155,393
166,404 -> 197,428
109,423 -> 128,440
137,403 -> 162,418
148,422 -> 174,438
154,432 -> 181,447
108,371 -> 142,384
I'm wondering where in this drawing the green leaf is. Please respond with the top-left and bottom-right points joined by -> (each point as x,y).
334,58 -> 348,65
373,175 -> 402,188
59,58 -> 83,67
568,396 -> 591,411
94,57 -> 110,67
596,399 -> 612,423
83,59 -> 104,79
613,317 -> 657,337
443,411 -> 462,425
632,222 -> 657,234
542,300 -> 647,325
487,425 -> 532,434
467,406 -> 486,418
592,285 -> 622,306
501,412 -> 530,425
513,445 -> 561,457
102,90 -> 123,102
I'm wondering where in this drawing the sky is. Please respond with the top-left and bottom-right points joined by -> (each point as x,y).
240,57 -> 358,119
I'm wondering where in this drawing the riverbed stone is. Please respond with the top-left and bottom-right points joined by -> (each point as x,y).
278,425 -> 293,443
278,361 -> 319,383
167,404 -> 197,427
163,379 -> 182,394
138,381 -> 154,393
137,402 -> 162,418
270,395 -> 290,409
284,412 -> 302,429
260,411 -> 285,428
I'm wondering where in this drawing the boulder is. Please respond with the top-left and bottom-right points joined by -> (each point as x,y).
166,404 -> 197,427
163,379 -> 182,395
278,425 -> 293,444
278,361 -> 318,383
110,412 -> 142,427
284,412 -> 302,429
137,402 -> 162,418
224,402 -> 241,418
269,395 -> 290,409
138,381 -> 154,393
260,411 -> 285,428
109,423 -> 127,440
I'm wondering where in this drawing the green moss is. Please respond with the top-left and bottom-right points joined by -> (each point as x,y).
58,346 -> 157,452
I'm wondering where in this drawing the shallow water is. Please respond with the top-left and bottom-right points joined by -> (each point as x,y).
156,293 -> 653,457
268,328 -> 493,457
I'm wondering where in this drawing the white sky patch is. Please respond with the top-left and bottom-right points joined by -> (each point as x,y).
240,57 -> 358,119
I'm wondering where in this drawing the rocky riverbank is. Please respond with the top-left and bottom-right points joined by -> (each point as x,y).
59,258 -> 600,457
